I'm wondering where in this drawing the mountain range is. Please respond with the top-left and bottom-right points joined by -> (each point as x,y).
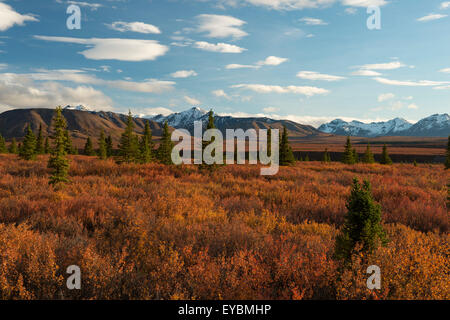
318,114 -> 450,137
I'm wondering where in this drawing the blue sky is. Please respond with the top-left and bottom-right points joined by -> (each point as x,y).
0,0 -> 449,126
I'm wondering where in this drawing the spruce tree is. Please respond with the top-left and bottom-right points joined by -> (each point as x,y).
342,136 -> 355,164
84,137 -> 95,156
44,137 -> 50,154
48,107 -> 70,185
445,136 -> 450,170
363,143 -> 375,164
335,178 -> 387,262
157,121 -> 174,165
304,154 -> 310,162
279,126 -> 295,166
353,148 -> 359,163
64,130 -> 77,155
267,128 -> 272,157
139,120 -> 154,163
0,134 -> 7,153
118,111 -> 139,163
8,138 -> 17,154
19,124 -> 37,160
380,144 -> 392,165
201,110 -> 218,167
36,124 -> 45,154
98,129 -> 107,160
105,135 -> 113,157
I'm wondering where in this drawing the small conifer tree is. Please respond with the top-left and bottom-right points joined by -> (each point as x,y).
353,148 -> 359,163
323,148 -> 331,162
335,178 -> 387,262
9,138 -> 17,154
304,154 -> 310,162
363,143 -> 375,164
48,107 -> 70,185
64,130 -> 77,155
380,144 -> 392,165
118,111 -> 139,163
98,129 -> 107,160
105,135 -> 113,157
139,120 -> 154,163
0,134 -> 7,153
279,126 -> 295,166
84,137 -> 95,156
342,136 -> 355,164
19,124 -> 37,160
44,137 -> 50,154
157,121 -> 174,165
36,124 -> 45,154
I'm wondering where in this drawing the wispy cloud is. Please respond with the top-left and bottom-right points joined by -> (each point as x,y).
212,89 -> 231,99
358,61 -> 406,70
417,14 -> 447,22
231,84 -> 329,96
196,14 -> 247,39
226,56 -> 288,69
378,93 -> 395,102
299,17 -> 328,25
0,2 -> 38,31
170,70 -> 198,78
296,71 -> 345,81
374,77 -> 450,87
194,41 -> 246,53
107,21 -> 161,34
184,96 -> 201,105
34,36 -> 169,61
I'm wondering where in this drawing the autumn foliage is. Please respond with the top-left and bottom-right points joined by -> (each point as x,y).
0,155 -> 448,299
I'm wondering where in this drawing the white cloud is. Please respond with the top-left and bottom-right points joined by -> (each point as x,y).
417,14 -> 447,22
107,21 -> 161,34
0,73 -> 112,111
184,96 -> 201,105
0,63 -> 7,70
378,93 -> 395,102
170,70 -> 198,78
359,61 -> 406,70
439,67 -> 450,73
196,14 -> 247,39
299,17 -> 328,25
407,103 -> 419,109
296,71 -> 345,81
374,77 -> 450,87
441,2 -> 450,9
341,0 -> 387,7
212,89 -> 231,99
109,79 -> 175,93
263,107 -> 279,113
34,36 -> 169,61
66,1 -> 103,10
225,64 -> 259,69
345,7 -> 357,14
256,56 -> 288,66
231,84 -> 329,96
351,69 -> 382,76
223,0 -> 336,11
0,2 -> 38,31
194,41 -> 246,53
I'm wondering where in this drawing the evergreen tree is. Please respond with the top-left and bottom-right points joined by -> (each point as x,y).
48,107 -> 70,185
267,128 -> 272,158
44,137 -> 50,154
98,129 -> 107,160
363,143 -> 375,164
445,136 -> 450,170
156,121 -> 174,165
380,144 -> 392,165
342,136 -> 355,164
0,134 -> 7,153
279,126 -> 295,166
36,124 -> 45,154
118,111 -> 139,163
105,135 -> 113,157
201,110 -> 219,168
322,148 -> 331,162
304,154 -> 310,162
139,120 -> 154,163
64,130 -> 77,155
335,178 -> 387,262
19,124 -> 37,160
84,137 -> 95,156
413,160 -> 417,167
8,138 -> 17,154
353,148 -> 359,163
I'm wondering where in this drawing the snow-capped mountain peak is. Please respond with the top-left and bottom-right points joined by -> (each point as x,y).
64,105 -> 90,112
150,106 -> 208,127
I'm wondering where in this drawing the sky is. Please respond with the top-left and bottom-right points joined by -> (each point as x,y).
0,0 -> 450,127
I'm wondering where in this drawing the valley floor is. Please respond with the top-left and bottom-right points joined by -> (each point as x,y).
0,155 -> 448,299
